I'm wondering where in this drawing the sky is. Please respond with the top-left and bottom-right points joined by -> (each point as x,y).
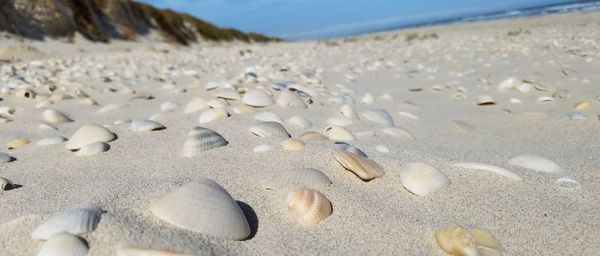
138,0 -> 582,40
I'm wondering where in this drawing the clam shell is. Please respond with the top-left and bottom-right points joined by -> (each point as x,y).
129,120 -> 166,132
507,154 -> 562,173
362,109 -> 394,126
160,102 -> 179,112
537,96 -> 554,102
331,149 -> 384,181
98,103 -> 127,113
32,208 -> 103,240
399,162 -> 449,196
340,104 -> 359,119
287,116 -> 313,129
476,95 -> 495,105
37,233 -> 88,256
497,77 -> 517,92
75,142 -> 110,156
451,162 -> 523,181
206,99 -> 229,109
150,179 -> 251,240
198,109 -> 229,124
265,168 -> 331,190
276,90 -> 307,108
254,112 -> 283,124
333,142 -> 367,158
182,127 -> 229,157
7,138 -> 30,149
0,152 -> 14,162
42,109 -> 72,124
116,248 -> 198,256
65,124 -> 116,150
39,123 -> 58,131
184,97 -> 207,114
287,188 -> 332,226
324,126 -> 356,141
0,177 -> 14,190
298,131 -> 328,141
242,89 -> 274,107
249,122 -> 290,138
231,105 -> 257,114
282,139 -> 305,151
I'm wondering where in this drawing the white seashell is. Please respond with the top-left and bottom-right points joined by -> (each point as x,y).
182,127 -> 229,157
331,149 -> 384,181
507,154 -> 562,173
114,119 -> 132,125
451,162 -> 523,181
509,98 -> 522,104
287,188 -> 332,226
184,98 -> 207,114
333,142 -> 367,158
150,179 -> 251,240
288,84 -> 318,98
287,116 -> 312,129
398,111 -> 419,120
378,92 -> 394,101
553,177 -> 581,191
204,82 -> 219,91
216,90 -> 241,100
37,136 -> 67,146
198,109 -> 229,124
37,233 -> 88,256
39,123 -> 58,131
75,142 -> 110,156
476,95 -> 495,105
515,83 -> 532,93
567,112 -> 588,120
497,77 -> 517,92
116,248 -> 198,256
537,96 -> 554,102
231,105 -> 256,114
1,177 -> 14,190
7,138 -> 30,149
298,131 -> 328,141
0,106 -> 16,118
205,99 -> 229,109
35,100 -> 53,108
129,120 -> 166,132
380,127 -> 414,139
362,109 -> 394,126
160,102 -> 179,112
242,89 -> 274,107
354,131 -> 376,138
32,208 -> 103,240
399,162 -> 449,196
78,97 -> 97,105
65,124 -> 116,150
0,152 -> 14,163
340,104 -> 359,119
42,109 -> 72,124
98,103 -> 127,113
249,122 -> 290,138
324,126 -> 355,141
361,93 -> 374,104
281,139 -> 305,151
375,145 -> 390,153
265,168 -> 331,190
253,144 -> 272,153
254,112 -> 283,124
327,116 -> 353,127
276,90 -> 307,108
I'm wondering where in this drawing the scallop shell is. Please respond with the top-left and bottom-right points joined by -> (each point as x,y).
0,177 -> 14,190
160,102 -> 179,112
198,109 -> 229,124
116,248 -> 198,256
362,109 -> 394,126
398,162 -> 449,196
265,168 -> 331,190
129,120 -> 166,132
435,226 -> 502,256
451,162 -> 523,181
182,127 -> 229,157
331,149 -> 384,181
282,139 -> 305,151
249,122 -> 290,138
287,188 -> 332,226
7,138 -> 30,149
42,109 -> 72,124
506,154 -> 562,173
333,142 -> 367,158
37,233 -> 88,256
150,179 -> 251,240
276,90 -> 307,108
184,97 -> 207,114
380,127 -> 414,140
287,116 -> 313,129
298,131 -> 328,141
65,124 -> 116,150
340,104 -> 359,119
242,89 -> 274,107
75,142 -> 110,156
254,112 -> 283,124
32,208 -> 104,240
476,95 -> 495,105
324,126 -> 356,141
0,152 -> 14,162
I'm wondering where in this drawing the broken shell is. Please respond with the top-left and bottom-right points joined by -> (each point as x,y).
276,90 -> 307,108
451,162 -> 523,181
0,177 -> 14,190
476,95 -> 495,105
184,98 -> 207,114
573,101 -> 590,110
282,139 -> 305,151
182,127 -> 229,157
399,162 -> 449,196
129,120 -> 166,132
507,154 -> 562,173
298,131 -> 328,141
242,89 -> 274,107
287,116 -> 313,129
265,168 -> 331,190
324,126 -> 356,141
75,142 -> 110,156
116,248 -> 198,256
32,208 -> 103,240
7,138 -> 30,149
42,109 -> 72,124
249,122 -> 290,138
65,124 -> 116,150
287,188 -> 332,226
198,109 -> 229,124
37,233 -> 88,256
331,149 -> 384,181
37,136 -> 67,146
553,177 -> 581,191
150,178 -> 251,240
253,144 -> 272,153
362,109 -> 394,126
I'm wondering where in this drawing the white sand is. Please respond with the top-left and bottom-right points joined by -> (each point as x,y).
1,11 -> 600,255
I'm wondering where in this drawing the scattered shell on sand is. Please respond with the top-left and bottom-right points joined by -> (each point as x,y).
340,104 -> 359,119
206,99 -> 229,109
36,136 -> 67,146
265,168 -> 332,190
507,154 -> 562,173
331,149 -> 384,181
287,188 -> 332,226
553,177 -> 581,191
0,177 -> 14,190
324,126 -> 356,141
277,90 -> 307,108
282,139 -> 305,151
38,123 -> 58,131
42,109 -> 72,124
116,248 -> 198,256
327,116 -> 353,127
0,152 -> 13,162
231,105 -> 257,114
298,131 -> 329,141
182,127 -> 229,157
362,109 -> 395,126
65,124 -> 116,150
7,138 -> 30,149
287,116 -> 313,129
451,162 -> 523,181
150,178 -> 251,240
435,225 -> 502,256
129,120 -> 166,132
32,208 -> 104,240
537,96 -> 554,102
398,162 -> 449,196
184,97 -> 207,114
375,145 -> 390,153
476,95 -> 496,105
36,233 -> 88,256
75,142 -> 110,156
160,102 -> 179,112
249,122 -> 290,138
380,127 -> 414,139
198,108 -> 229,124
242,89 -> 274,107
567,112 -> 588,120
334,142 -> 367,158
254,112 -> 283,124
98,103 -> 127,113
216,90 -> 241,100
253,144 -> 272,153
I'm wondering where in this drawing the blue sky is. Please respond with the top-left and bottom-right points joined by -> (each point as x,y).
139,0 -> 580,39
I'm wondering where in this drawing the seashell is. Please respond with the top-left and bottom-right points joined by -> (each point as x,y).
0,152 -> 14,162
435,225 -> 502,256
114,119 -> 132,125
380,127 -> 414,139
42,110 -> 72,124
398,162 -> 449,196
37,136 -> 67,146
16,88 -> 36,99
507,154 -> 562,173
78,97 -> 97,105
398,111 -> 419,120
552,89 -> 569,99
65,124 -> 116,150
98,103 -> 127,113
451,162 -> 523,181
361,93 -> 374,104
476,95 -> 495,105
116,248 -> 198,256
1,177 -> 14,190
39,123 -> 58,131
276,90 -> 307,108
298,131 -> 328,141
206,98 -> 229,109
216,90 -> 241,100
375,145 -> 390,153
509,98 -> 522,104
537,96 -> 554,102
553,177 -> 581,191
32,208 -> 104,240
287,116 -> 312,129
567,112 -> 588,120
0,116 -> 12,124
340,104 -> 359,119
182,127 -> 229,157
0,106 -> 16,118
253,144 -> 272,153
324,126 -> 356,141
254,112 -> 283,124
50,93 -> 73,101
128,93 -> 153,101
204,82 -> 219,91
184,97 -> 207,114
378,92 -> 394,101
150,178 -> 251,240
497,77 -> 517,92
249,122 -> 290,138
327,116 -> 353,127
282,139 -> 305,151
242,89 -> 274,107
129,120 -> 166,132
333,142 -> 367,158
331,149 -> 384,181
36,100 -> 53,108
198,109 -> 229,124
514,83 -> 532,93
7,138 -> 30,149
362,109 -> 394,126
287,188 -> 332,226
75,142 -> 110,156
231,105 -> 256,114
160,102 -> 179,112
289,84 -> 318,98
271,81 -> 288,91
37,233 -> 88,256
265,168 -> 331,190
573,101 -> 590,110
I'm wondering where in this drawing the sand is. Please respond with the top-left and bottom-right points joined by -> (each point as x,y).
1,11 -> 599,255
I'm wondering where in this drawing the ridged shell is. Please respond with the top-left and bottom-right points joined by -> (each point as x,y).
476,95 -> 495,105
32,208 -> 103,240
42,109 -> 72,124
198,109 -> 229,124
7,138 -> 30,149
0,152 -> 13,163
298,131 -> 328,141
249,122 -> 290,138
182,127 -> 229,157
184,97 -> 207,114
507,154 -> 562,173
254,112 -> 283,124
75,142 -> 110,156
37,233 -> 88,256
65,124 -> 116,150
265,168 -> 331,190
276,90 -> 307,108
116,248 -> 198,256
331,149 -> 384,181
451,162 -> 523,181
281,139 -> 305,151
129,120 -> 166,132
324,126 -> 356,141
242,89 -> 274,107
287,116 -> 313,129
150,179 -> 251,240
0,177 -> 14,190
333,142 -> 367,158
399,162 -> 449,196
362,109 -> 394,126
435,226 -> 502,256
287,188 -> 332,226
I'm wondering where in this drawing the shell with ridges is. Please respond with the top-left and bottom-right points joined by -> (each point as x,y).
265,168 -> 331,190
331,149 -> 384,181
249,122 -> 290,138
182,127 -> 229,157
287,188 -> 332,226
287,116 -> 312,129
65,124 -> 116,150
32,208 -> 104,240
184,97 -> 207,114
507,154 -> 562,173
399,162 -> 449,196
36,233 -> 88,256
242,89 -> 274,107
276,90 -> 307,108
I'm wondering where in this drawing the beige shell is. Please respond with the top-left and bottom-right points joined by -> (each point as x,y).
331,149 -> 384,181
42,109 -> 72,124
265,168 -> 332,190
231,105 -> 256,114
298,131 -> 328,141
65,124 -> 116,150
78,97 -> 97,105
242,89 -> 274,107
287,188 -> 332,226
184,97 -> 208,114
37,233 -> 88,256
0,177 -> 14,191
150,178 -> 251,240
182,127 -> 229,157
7,138 -> 30,149
573,101 -> 590,110
206,98 -> 229,109
324,126 -> 356,141
281,139 -> 305,151
198,109 -> 229,124
116,248 -> 198,256
254,112 -> 283,124
435,226 -> 502,256
476,95 -> 495,105
160,102 -> 179,112
276,90 -> 307,108
398,162 -> 449,196
507,154 -> 562,173
249,122 -> 290,138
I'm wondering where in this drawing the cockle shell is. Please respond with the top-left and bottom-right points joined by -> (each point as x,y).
254,112 -> 283,124
451,162 -> 523,181
184,97 -> 207,114
362,109 -> 394,126
287,188 -> 332,226
331,149 -> 384,181
476,95 -> 495,105
435,225 -> 502,256
265,168 -> 331,190
324,126 -> 356,141
287,116 -> 313,129
32,208 -> 104,240
182,127 -> 229,157
206,99 -> 229,109
7,138 -> 30,149
116,248 -> 198,256
333,142 -> 367,158
42,109 -> 72,124
276,90 -> 307,108
242,89 -> 274,107
249,122 -> 290,138
150,179 -> 251,240
298,131 -> 328,141
198,109 -> 229,124
129,120 -> 166,132
398,162 -> 449,196
537,96 -> 554,102
37,136 -> 67,146
65,124 -> 116,150
282,139 -> 305,151
75,142 -> 110,156
507,154 -> 562,173
0,152 -> 13,162
0,177 -> 14,190
37,233 -> 88,256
